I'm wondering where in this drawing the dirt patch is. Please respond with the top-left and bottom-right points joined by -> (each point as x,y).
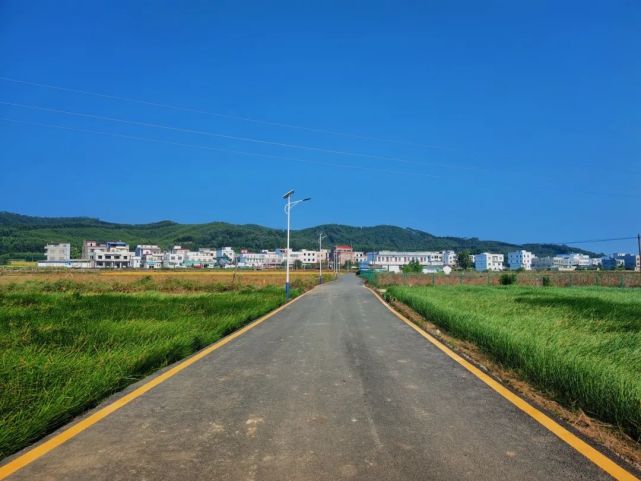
387,296 -> 641,472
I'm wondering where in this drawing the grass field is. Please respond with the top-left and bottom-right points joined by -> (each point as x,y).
368,269 -> 641,288
385,285 -> 641,440
0,270 -> 330,459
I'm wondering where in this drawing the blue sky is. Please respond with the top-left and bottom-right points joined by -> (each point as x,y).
0,1 -> 639,253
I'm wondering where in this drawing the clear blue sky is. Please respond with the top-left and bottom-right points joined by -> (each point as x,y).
1,1 -> 639,253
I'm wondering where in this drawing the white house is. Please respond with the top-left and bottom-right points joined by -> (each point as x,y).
142,253 -> 164,269
366,251 -> 446,272
276,248 -> 313,266
105,241 -> 129,253
45,243 -> 71,261
532,256 -> 576,271
421,264 -> 452,274
507,250 -> 533,270
37,259 -> 92,269
237,251 -> 267,268
82,240 -> 106,260
475,253 -> 504,272
442,250 -> 457,266
134,245 -> 162,257
557,253 -> 591,269
238,250 -> 283,269
163,252 -> 185,268
299,249 -> 330,265
216,247 -> 236,263
91,249 -> 131,269
184,249 -> 217,267
353,251 -> 367,264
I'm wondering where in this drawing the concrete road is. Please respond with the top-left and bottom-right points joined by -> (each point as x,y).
4,275 -> 620,480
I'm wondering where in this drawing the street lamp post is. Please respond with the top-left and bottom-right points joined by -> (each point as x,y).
283,190 -> 310,300
318,232 -> 327,284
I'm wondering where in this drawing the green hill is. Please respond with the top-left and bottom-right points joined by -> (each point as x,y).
0,211 -> 596,263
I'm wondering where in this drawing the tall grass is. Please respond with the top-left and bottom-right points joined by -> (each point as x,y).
0,281 -> 304,458
386,285 -> 641,440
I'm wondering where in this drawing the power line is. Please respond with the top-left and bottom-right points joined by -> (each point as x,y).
0,76 -> 446,151
0,117 -> 441,179
514,236 -> 637,250
3,78 -> 639,192
2,100 -> 639,200
549,236 -> 638,245
0,100 -> 478,172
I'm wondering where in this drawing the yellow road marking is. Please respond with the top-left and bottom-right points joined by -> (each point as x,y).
0,290 -> 311,480
368,287 -> 639,481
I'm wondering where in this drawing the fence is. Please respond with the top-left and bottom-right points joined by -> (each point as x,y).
362,270 -> 641,288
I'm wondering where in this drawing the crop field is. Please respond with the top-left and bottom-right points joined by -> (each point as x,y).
369,270 -> 641,288
385,285 -> 641,440
0,268 -> 327,289
0,270 -> 331,459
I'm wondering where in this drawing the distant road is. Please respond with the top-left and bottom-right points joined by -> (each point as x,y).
2,275 -> 628,480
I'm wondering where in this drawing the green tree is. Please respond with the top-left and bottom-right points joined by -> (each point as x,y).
402,259 -> 422,273
457,250 -> 473,270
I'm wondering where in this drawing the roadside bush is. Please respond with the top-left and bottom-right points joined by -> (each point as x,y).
499,273 -> 517,285
402,260 -> 422,274
541,276 -> 551,287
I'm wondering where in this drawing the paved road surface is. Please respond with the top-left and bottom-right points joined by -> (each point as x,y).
5,275 -> 616,480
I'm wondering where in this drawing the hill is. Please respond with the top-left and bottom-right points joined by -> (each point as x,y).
0,211 -> 597,263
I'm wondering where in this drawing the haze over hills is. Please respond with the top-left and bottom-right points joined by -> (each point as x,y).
0,212 -> 597,263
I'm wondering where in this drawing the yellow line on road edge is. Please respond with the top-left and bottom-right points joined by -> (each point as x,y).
368,287 -> 639,481
0,290 -> 311,480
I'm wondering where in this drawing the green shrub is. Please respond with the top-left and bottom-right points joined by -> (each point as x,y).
499,273 -> 517,285
541,276 -> 551,287
402,260 -> 423,274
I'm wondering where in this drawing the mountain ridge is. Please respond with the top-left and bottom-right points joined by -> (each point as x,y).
0,211 -> 598,262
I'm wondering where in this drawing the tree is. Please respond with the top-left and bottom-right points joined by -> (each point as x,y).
457,250 -> 473,270
293,259 -> 303,269
402,259 -> 422,273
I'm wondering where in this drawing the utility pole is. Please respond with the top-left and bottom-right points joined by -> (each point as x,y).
318,232 -> 326,284
637,233 -> 641,273
286,194 -> 291,299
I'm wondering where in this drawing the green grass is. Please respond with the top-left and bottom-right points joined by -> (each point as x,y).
386,285 -> 641,440
0,282 -> 297,459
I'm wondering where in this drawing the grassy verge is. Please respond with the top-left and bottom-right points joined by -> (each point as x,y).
385,285 -> 641,441
0,275 -> 325,459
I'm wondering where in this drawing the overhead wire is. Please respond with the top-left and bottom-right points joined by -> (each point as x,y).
547,236 -> 637,245
0,100 -> 478,172
0,117 -> 441,179
0,76 -> 446,151
1,82 -> 638,199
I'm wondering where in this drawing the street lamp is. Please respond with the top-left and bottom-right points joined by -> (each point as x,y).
283,190 -> 310,300
318,232 -> 327,284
